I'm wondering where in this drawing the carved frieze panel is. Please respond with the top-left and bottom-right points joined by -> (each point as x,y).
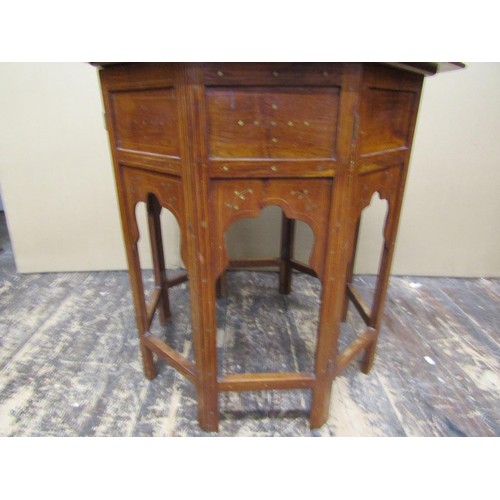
209,178 -> 333,279
354,166 -> 403,242
121,167 -> 188,267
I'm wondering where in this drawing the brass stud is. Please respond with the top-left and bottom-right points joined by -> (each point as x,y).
304,120 -> 310,126
254,120 -> 260,126
217,70 -> 224,77
271,121 -> 277,126
272,103 -> 278,110
287,120 -> 294,126
271,137 -> 278,143
323,71 -> 329,76
222,165 -> 229,171
272,71 -> 279,77
237,120 -> 244,126
271,165 -> 278,171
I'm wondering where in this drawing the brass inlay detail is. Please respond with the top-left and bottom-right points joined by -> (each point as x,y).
304,121 -> 310,126
292,189 -> 310,197
291,189 -> 316,211
271,165 -> 278,172
271,137 -> 278,143
237,120 -> 244,126
272,103 -> 278,110
287,121 -> 294,126
217,70 -> 224,77
272,71 -> 279,77
222,165 -> 229,172
224,189 -> 254,211
234,189 -> 253,199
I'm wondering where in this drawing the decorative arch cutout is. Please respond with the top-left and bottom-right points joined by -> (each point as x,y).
121,167 -> 188,271
131,195 -> 193,365
133,198 -> 183,271
354,191 -> 389,277
210,178 -> 332,280
215,209 -> 321,388
343,166 -> 404,331
226,205 -> 283,262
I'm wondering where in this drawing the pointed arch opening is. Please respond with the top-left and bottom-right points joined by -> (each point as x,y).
134,195 -> 193,364
216,205 -> 320,419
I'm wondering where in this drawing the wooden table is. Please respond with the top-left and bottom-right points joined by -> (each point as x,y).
94,62 -> 462,431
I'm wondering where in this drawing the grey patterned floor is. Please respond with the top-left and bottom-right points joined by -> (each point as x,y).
1,212 -> 499,436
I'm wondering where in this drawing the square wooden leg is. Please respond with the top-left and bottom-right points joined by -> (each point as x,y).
279,213 -> 295,295
122,196 -> 157,380
216,272 -> 228,298
190,280 -> 219,432
342,217 -> 361,322
147,194 -> 171,325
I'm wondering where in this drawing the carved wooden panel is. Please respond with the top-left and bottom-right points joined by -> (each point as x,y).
360,88 -> 416,156
110,88 -> 180,157
206,87 -> 340,159
121,167 -> 188,267
209,179 -> 332,279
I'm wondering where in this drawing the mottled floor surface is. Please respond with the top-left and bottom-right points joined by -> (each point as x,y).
1,212 -> 499,436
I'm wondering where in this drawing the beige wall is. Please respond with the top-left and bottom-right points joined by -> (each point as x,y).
0,63 -> 125,272
392,62 -> 500,277
1,62 -> 499,277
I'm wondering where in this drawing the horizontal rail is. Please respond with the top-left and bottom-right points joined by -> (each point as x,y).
346,283 -> 372,325
166,273 -> 188,288
290,259 -> 318,278
142,334 -> 196,384
145,286 -> 162,330
229,258 -> 280,269
335,328 -> 376,376
219,372 -> 315,392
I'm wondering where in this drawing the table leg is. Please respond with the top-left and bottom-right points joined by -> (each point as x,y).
188,275 -> 219,432
309,276 -> 346,428
216,272 -> 228,298
122,195 -> 156,380
342,216 -> 361,321
279,213 -> 295,295
308,149 -> 359,428
361,200 -> 400,373
147,194 -> 171,325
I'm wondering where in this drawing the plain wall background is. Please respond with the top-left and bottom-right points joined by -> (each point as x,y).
0,62 -> 499,277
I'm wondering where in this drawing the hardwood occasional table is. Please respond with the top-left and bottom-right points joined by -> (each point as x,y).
93,62 -> 462,431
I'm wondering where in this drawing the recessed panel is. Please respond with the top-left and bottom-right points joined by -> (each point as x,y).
206,87 -> 339,159
110,88 -> 180,157
361,88 -> 415,155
